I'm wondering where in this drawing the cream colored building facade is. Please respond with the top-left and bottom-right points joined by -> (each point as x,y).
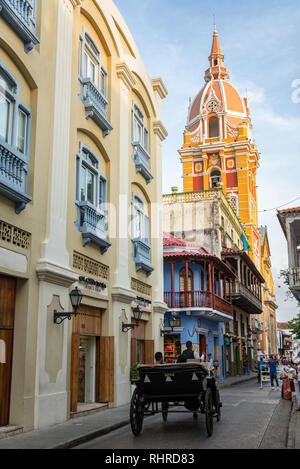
0,0 -> 167,432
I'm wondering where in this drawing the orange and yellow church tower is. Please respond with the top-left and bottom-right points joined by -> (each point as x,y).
180,25 -> 260,267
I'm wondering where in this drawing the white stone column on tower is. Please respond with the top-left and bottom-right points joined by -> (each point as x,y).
35,0 -> 81,429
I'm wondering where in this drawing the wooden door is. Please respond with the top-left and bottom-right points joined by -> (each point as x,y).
144,340 -> 154,364
199,334 -> 206,358
0,275 -> 16,426
70,334 -> 80,413
96,337 -> 114,403
0,330 -> 13,425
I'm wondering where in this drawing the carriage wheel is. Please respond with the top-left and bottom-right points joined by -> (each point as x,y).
162,403 -> 169,422
214,390 -> 221,422
205,388 -> 214,437
130,389 -> 144,436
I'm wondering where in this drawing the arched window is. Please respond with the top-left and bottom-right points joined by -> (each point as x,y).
80,30 -> 107,97
210,169 -> 221,188
209,116 -> 219,138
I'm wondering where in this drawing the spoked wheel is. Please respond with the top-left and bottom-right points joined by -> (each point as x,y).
162,403 -> 169,422
130,389 -> 144,436
214,389 -> 221,422
205,388 -> 214,437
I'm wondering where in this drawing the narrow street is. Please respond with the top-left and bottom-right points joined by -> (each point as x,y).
75,381 -> 291,450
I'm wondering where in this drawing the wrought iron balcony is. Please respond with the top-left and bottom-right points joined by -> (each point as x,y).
132,238 -> 154,276
132,142 -> 153,184
79,77 -> 113,137
0,0 -> 39,53
0,140 -> 31,213
289,268 -> 300,300
231,281 -> 263,315
76,201 -> 111,254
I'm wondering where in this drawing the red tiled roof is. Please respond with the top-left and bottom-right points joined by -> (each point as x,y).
222,248 -> 265,283
277,322 -> 289,330
277,207 -> 300,215
163,232 -> 208,252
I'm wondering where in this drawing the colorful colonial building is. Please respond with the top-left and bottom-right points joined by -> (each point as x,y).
0,0 -> 167,433
163,232 -> 235,378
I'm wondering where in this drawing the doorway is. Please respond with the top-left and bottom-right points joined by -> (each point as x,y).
78,336 -> 96,404
0,275 -> 16,426
199,334 -> 206,358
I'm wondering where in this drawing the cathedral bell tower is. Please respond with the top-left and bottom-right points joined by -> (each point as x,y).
180,26 -> 260,267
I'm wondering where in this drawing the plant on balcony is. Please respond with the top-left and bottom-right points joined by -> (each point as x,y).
130,363 -> 140,383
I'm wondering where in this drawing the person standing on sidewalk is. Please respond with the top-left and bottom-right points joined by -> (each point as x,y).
268,356 -> 279,390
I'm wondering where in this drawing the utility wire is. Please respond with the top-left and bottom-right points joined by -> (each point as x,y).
258,196 -> 300,213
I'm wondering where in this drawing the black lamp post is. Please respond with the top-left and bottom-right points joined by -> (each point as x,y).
54,287 -> 83,324
161,315 -> 178,336
122,305 -> 142,333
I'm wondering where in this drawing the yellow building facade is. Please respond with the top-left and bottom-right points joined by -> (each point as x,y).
180,26 -> 260,268
0,0 -> 167,433
259,227 -> 278,356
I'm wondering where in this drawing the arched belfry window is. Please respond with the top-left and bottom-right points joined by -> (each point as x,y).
209,116 -> 219,138
210,169 -> 222,188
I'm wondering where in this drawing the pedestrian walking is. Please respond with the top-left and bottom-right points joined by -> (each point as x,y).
268,356 -> 279,390
243,355 -> 250,375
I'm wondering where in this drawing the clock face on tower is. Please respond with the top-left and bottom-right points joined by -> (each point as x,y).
207,100 -> 218,112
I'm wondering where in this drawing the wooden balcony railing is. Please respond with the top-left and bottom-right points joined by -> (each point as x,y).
164,291 -> 233,317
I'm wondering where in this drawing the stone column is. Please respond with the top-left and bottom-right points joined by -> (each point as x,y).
152,118 -> 168,352
34,0 -> 81,429
112,63 -> 137,406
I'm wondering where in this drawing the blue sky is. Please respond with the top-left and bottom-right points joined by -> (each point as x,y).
114,0 -> 300,321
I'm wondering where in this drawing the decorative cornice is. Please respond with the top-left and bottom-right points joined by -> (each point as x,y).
153,301 -> 168,314
151,77 -> 168,99
111,286 -> 136,304
116,62 -> 136,90
36,260 -> 79,288
153,120 -> 168,141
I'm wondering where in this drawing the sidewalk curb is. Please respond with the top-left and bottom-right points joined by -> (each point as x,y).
218,374 -> 256,389
287,397 -> 296,449
51,419 -> 130,449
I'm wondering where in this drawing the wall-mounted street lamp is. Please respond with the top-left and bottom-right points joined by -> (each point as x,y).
122,305 -> 142,333
54,287 -> 83,324
161,315 -> 178,336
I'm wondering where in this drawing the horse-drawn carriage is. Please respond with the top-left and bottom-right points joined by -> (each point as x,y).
130,361 -> 221,437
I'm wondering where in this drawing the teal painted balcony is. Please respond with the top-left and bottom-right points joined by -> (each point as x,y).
0,140 -> 31,213
76,201 -> 111,254
79,78 -> 113,137
0,0 -> 39,53
132,238 -> 154,276
132,142 -> 153,184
